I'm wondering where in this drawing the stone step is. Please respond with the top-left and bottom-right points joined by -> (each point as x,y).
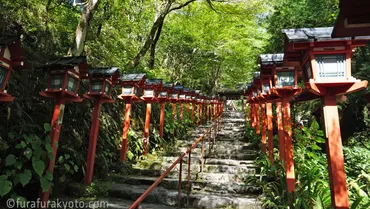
192,180 -> 262,195
108,183 -> 261,209
205,158 -> 255,166
197,173 -> 256,183
131,168 -> 198,179
206,152 -> 257,160
109,174 -> 262,196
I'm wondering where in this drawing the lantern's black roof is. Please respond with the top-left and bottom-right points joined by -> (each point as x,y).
163,82 -> 174,88
183,88 -> 190,93
259,54 -> 284,65
89,67 -> 119,76
174,85 -> 183,91
0,36 -> 18,47
145,79 -> 162,85
120,73 -> 145,82
45,56 -> 87,67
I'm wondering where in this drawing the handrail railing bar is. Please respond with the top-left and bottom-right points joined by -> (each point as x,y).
128,114 -> 222,209
187,150 -> 191,208
178,159 -> 183,209
128,130 -> 208,209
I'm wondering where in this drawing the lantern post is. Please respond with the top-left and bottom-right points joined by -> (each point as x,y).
178,87 -> 188,122
170,85 -> 183,135
258,54 -> 286,164
158,82 -> 174,138
142,79 -> 163,155
0,36 -> 25,102
192,90 -> 200,125
196,94 -> 204,125
282,27 -> 369,208
253,72 -> 266,153
39,56 -> 89,203
83,67 -> 120,185
118,74 -> 146,161
258,74 -> 275,164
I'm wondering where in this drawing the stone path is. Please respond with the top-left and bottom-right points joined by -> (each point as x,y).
104,111 -> 262,209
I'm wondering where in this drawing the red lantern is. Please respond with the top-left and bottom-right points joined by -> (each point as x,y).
40,56 -> 88,203
119,73 -> 146,161
83,67 -> 120,185
142,79 -> 163,155
158,82 -> 174,138
0,36 -> 25,102
283,27 -> 369,208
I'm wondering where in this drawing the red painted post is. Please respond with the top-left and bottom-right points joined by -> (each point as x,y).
200,137 -> 204,173
178,159 -> 183,208
180,103 -> 184,122
41,98 -> 65,203
255,104 -> 260,134
323,95 -> 349,209
159,102 -> 165,138
282,98 -> 295,200
172,103 -> 176,136
276,101 -> 285,162
261,103 -> 267,153
191,102 -> 195,125
187,150 -> 191,207
120,102 -> 132,161
143,103 -> 152,155
266,102 -> 274,164
84,99 -> 102,185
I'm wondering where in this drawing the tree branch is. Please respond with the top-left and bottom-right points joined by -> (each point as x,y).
148,20 -> 164,69
169,0 -> 196,12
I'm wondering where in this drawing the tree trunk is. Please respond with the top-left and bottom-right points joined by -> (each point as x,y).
70,0 -> 100,56
126,0 -> 198,70
148,21 -> 164,69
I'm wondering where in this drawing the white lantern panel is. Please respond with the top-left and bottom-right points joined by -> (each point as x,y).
50,75 -> 64,90
159,91 -> 167,97
123,86 -> 134,95
171,93 -> 178,99
277,71 -> 295,87
186,95 -> 191,99
179,94 -> 186,99
263,83 -> 270,92
104,83 -> 111,95
91,81 -> 103,92
0,66 -> 8,89
145,89 -> 154,97
315,54 -> 346,79
66,76 -> 78,92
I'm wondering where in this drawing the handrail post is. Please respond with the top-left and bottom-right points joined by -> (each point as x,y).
178,159 -> 183,208
213,121 -> 217,147
187,150 -> 191,208
200,137 -> 205,173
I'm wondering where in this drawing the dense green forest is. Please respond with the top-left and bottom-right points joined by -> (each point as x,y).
1,0 -> 370,208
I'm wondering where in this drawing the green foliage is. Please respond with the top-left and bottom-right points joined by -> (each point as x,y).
0,123 -> 53,198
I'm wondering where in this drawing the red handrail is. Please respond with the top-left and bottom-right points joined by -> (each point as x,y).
128,114 -> 222,209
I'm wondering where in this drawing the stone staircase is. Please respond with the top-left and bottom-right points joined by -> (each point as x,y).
105,111 -> 262,209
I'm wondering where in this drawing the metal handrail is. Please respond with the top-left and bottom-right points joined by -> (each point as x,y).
128,114 -> 222,209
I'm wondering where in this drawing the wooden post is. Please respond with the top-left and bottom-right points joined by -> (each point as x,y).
84,99 -> 102,185
159,102 -> 165,138
255,104 -> 260,134
143,103 -> 151,155
180,103 -> 184,122
282,97 -> 295,200
41,98 -> 65,203
276,101 -> 285,162
261,103 -> 267,153
191,102 -> 195,125
172,103 -> 176,136
120,102 -> 132,161
322,95 -> 349,209
266,102 -> 274,164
